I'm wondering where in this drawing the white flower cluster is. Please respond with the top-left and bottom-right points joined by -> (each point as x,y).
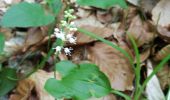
53,9 -> 77,56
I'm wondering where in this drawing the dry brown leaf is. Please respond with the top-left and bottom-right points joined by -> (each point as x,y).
157,26 -> 170,43
76,8 -> 91,18
30,70 -> 61,100
157,64 -> 170,90
134,49 -> 150,63
154,44 -> 170,61
87,42 -> 134,91
9,79 -> 36,100
10,70 -> 61,100
74,15 -> 114,44
140,0 -> 160,12
152,0 -> 170,27
127,15 -> 154,47
24,28 -> 46,51
96,10 -> 113,24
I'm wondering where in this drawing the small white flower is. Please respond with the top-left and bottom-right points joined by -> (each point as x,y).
66,34 -> 73,39
68,37 -> 77,44
66,34 -> 77,44
64,47 -> 73,56
54,31 -> 66,41
53,46 -> 63,54
54,28 -> 60,32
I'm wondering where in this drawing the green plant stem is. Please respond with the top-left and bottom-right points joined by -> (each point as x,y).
54,52 -> 60,78
111,90 -> 131,100
127,34 -> 141,96
78,28 -> 133,66
134,54 -> 170,99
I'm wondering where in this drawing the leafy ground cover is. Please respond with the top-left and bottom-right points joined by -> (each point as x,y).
0,0 -> 170,100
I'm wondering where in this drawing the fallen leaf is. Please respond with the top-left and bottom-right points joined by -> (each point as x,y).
154,44 -> 170,61
145,60 -> 165,100
157,64 -> 170,90
24,28 -> 46,51
140,0 -> 160,12
134,49 -> 150,63
30,70 -> 61,100
74,15 -> 114,44
157,26 -> 170,43
9,79 -> 36,100
127,15 -> 154,47
87,42 -> 134,91
152,0 -> 170,27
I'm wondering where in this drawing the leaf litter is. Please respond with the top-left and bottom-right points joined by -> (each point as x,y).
0,0 -> 170,100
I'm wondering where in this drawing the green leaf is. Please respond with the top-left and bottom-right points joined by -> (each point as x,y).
46,0 -> 62,15
1,2 -> 55,27
76,0 -> 127,9
55,60 -> 77,77
45,62 -> 111,100
0,34 -> 5,53
0,68 -> 17,96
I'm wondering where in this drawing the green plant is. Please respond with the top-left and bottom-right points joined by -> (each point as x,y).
1,0 -> 169,100
78,28 -> 170,100
45,61 -> 112,99
0,34 -> 5,54
0,2 -> 55,27
76,0 -> 127,9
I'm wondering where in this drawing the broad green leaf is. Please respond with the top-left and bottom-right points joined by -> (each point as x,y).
0,2 -> 55,27
46,0 -> 62,15
0,34 -> 5,53
45,62 -> 111,100
0,68 -> 17,96
55,60 -> 77,77
76,0 -> 127,9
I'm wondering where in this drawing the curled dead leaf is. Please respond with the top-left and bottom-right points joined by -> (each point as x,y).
157,26 -> 170,43
154,45 -> 170,61
87,42 -> 134,91
152,0 -> 170,27
140,0 -> 160,12
127,15 -> 154,47
24,28 -> 47,51
157,64 -> 170,90
134,49 -> 151,63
